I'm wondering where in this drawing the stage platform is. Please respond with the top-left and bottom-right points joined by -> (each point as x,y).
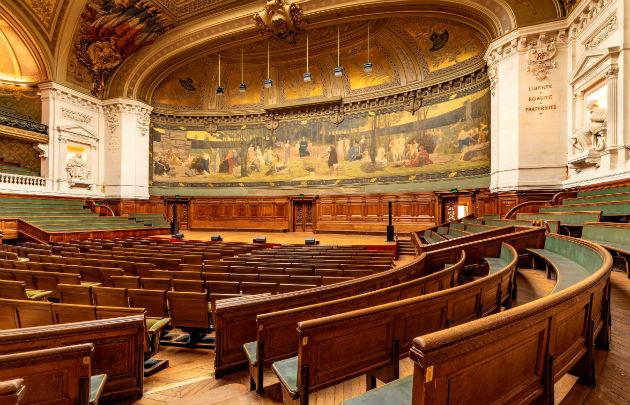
153,230 -> 397,249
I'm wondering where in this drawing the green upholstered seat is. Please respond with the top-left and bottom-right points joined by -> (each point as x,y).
89,374 -> 107,405
484,257 -> 507,275
462,218 -> 482,225
564,193 -> 630,205
272,356 -> 299,398
450,223 -> 466,230
539,202 -> 629,216
527,249 -> 591,292
342,376 -> 412,405
466,224 -> 496,233
442,234 -> 454,239
25,289 -> 52,300
146,317 -> 170,333
448,228 -> 468,237
516,212 -> 601,226
484,219 -> 534,227
243,341 -> 257,365
577,186 -> 630,197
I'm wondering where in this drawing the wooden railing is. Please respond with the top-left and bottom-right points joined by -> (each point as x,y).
504,200 -> 550,219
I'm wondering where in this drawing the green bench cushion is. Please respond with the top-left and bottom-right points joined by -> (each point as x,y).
25,289 -> 52,300
583,240 -> 630,254
342,376 -> 412,405
516,212 -> 600,226
244,341 -> 257,365
527,248 -> 592,292
578,186 -> 630,197
272,356 -> 298,397
89,374 -> 107,405
540,203 -> 629,216
450,223 -> 466,230
146,317 -> 170,333
484,257 -> 507,275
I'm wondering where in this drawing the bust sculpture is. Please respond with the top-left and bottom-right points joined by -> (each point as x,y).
571,100 -> 606,152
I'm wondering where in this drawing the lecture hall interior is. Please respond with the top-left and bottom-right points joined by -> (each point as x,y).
0,0 -> 628,404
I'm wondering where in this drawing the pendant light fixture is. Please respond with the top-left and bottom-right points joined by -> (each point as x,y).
263,41 -> 273,88
216,53 -> 224,95
239,47 -> 247,92
334,28 -> 344,77
303,34 -> 312,82
364,24 -> 373,73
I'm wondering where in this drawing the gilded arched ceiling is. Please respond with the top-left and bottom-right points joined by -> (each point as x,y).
150,16 -> 488,112
0,0 -> 568,99
0,15 -> 45,83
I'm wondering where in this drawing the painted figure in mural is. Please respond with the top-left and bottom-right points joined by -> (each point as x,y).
299,137 -> 310,157
327,145 -> 338,172
571,100 -> 607,152
283,140 -> 291,164
66,154 -> 87,180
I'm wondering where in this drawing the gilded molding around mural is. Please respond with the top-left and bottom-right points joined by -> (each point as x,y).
584,14 -> 617,50
61,108 -> 92,124
74,0 -> 173,97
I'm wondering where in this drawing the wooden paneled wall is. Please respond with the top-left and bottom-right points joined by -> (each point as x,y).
316,193 -> 436,233
190,197 -> 290,231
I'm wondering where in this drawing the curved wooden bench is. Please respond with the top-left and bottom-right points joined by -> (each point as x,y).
272,244 -> 517,405
516,211 -> 602,227
581,222 -> 630,278
213,227 -> 545,376
245,252 -> 466,394
422,230 -> 446,244
343,235 -> 612,405
416,225 -> 519,254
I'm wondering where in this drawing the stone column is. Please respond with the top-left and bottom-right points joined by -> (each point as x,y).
605,67 -> 619,149
101,99 -> 152,199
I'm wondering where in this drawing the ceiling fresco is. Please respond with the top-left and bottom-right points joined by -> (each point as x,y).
151,16 -> 485,112
0,0 -> 566,101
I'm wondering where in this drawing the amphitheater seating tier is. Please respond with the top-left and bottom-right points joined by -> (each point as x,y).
0,198 -> 169,233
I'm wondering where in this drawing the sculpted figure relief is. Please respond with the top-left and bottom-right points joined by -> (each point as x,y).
66,154 -> 88,180
571,100 -> 606,153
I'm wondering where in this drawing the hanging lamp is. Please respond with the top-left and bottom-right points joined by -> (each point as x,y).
216,53 -> 225,95
263,41 -> 273,88
303,34 -> 312,82
364,24 -> 373,73
239,47 -> 247,92
334,28 -> 344,77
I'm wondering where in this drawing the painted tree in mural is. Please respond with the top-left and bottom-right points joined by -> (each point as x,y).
75,0 -> 173,97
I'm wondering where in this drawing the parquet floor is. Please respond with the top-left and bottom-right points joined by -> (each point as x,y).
131,266 -> 630,405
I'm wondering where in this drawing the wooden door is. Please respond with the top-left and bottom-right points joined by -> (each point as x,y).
292,201 -> 314,232
442,197 -> 458,223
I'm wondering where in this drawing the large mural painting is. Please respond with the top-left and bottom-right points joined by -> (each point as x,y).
151,85 -> 490,189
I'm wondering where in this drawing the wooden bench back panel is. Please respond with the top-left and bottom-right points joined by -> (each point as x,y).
0,316 -> 145,402
409,236 -> 612,405
213,228 -> 544,374
256,254 -> 465,366
296,253 -> 515,393
0,344 -> 93,405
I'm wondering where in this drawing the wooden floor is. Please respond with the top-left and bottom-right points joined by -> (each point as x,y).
154,231 -> 396,247
131,265 -> 630,405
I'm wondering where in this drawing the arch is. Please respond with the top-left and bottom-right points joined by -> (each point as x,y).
106,0 -> 513,100
0,5 -> 52,83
